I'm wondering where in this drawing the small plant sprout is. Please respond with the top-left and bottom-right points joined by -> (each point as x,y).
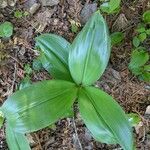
0,11 -> 134,150
100,0 -> 121,14
0,21 -> 13,38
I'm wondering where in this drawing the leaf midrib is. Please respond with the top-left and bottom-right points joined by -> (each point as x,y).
82,88 -> 128,150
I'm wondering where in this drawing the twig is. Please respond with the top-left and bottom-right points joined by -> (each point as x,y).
10,60 -> 17,94
8,55 -> 23,68
34,133 -> 43,150
72,117 -> 83,150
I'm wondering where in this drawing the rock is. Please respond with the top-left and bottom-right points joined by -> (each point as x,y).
40,0 -> 60,6
0,0 -> 7,8
0,0 -> 17,8
80,3 -> 97,24
35,8 -> 54,32
23,0 -> 37,8
29,3 -> 40,15
7,0 -> 17,6
112,13 -> 129,31
144,105 -> 150,119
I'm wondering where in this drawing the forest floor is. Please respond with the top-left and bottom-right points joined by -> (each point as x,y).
0,0 -> 150,149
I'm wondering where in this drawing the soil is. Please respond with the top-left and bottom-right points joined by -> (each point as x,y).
0,0 -> 150,150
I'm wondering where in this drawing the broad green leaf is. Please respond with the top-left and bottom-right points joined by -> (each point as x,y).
78,87 -> 134,150
110,32 -> 124,46
132,36 -> 140,48
127,113 -> 141,127
2,80 -> 77,133
129,49 -> 149,69
0,21 -> 13,38
35,34 -> 73,81
69,11 -> 110,86
143,10 -> 150,24
6,124 -> 31,150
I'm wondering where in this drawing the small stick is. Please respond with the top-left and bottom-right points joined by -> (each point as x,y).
72,117 -> 83,150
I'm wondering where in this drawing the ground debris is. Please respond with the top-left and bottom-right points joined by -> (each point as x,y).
39,0 -> 60,7
80,3 -> 97,24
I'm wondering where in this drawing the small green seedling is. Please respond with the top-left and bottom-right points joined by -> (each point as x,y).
127,113 -> 141,127
0,21 -> 13,38
69,19 -> 80,33
110,32 -> 124,46
130,10 -> 150,82
143,10 -> 150,24
132,10 -> 150,48
129,47 -> 150,82
100,0 -> 121,14
0,12 -> 134,150
14,10 -> 29,18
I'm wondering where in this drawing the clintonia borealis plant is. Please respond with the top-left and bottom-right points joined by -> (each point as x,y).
0,11 -> 134,150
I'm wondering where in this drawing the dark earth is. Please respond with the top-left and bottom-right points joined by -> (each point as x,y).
0,0 -> 150,149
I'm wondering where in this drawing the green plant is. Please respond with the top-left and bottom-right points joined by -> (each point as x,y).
110,31 -> 124,46
129,10 -> 150,82
14,10 -> 29,18
0,11 -> 134,150
100,0 -> 121,14
127,113 -> 141,127
143,10 -> 150,24
69,19 -> 80,33
0,21 -> 13,38
129,47 -> 150,82
132,23 -> 150,48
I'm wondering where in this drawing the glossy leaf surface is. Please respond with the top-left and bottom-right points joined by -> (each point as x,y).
35,34 -> 72,81
78,87 -> 134,150
6,124 -> 31,150
2,80 -> 77,133
69,11 -> 111,86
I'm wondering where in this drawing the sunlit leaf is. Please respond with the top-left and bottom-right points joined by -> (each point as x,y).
6,124 -> 31,150
35,34 -> 73,81
78,87 -> 134,150
69,11 -> 110,86
2,80 -> 77,133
